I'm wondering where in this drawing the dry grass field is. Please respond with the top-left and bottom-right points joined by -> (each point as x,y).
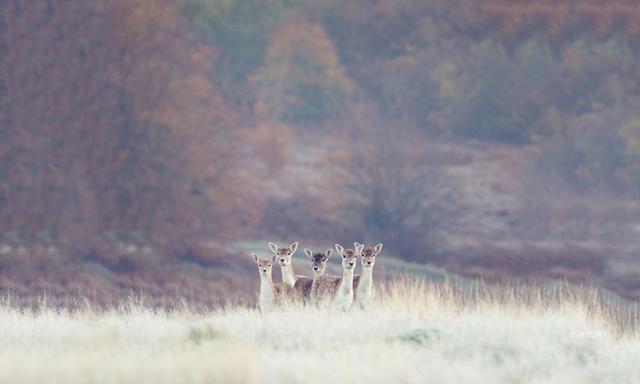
0,279 -> 638,384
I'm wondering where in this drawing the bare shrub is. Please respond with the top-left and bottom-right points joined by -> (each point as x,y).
328,106 -> 460,260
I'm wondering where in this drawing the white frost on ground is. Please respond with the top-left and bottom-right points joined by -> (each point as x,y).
0,281 -> 638,384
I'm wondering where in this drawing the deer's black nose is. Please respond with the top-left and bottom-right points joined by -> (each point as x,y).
280,258 -> 285,262
349,262 -> 354,266
313,266 -> 319,271
262,269 -> 267,272
367,261 -> 372,265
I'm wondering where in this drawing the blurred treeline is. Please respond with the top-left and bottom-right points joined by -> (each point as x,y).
1,0 -> 640,261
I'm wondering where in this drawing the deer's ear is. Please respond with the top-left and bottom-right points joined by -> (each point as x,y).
252,253 -> 259,264
289,242 -> 298,254
374,243 -> 383,255
304,248 -> 313,259
354,242 -> 364,254
268,242 -> 279,254
325,248 -> 333,260
335,243 -> 344,256
271,255 -> 277,264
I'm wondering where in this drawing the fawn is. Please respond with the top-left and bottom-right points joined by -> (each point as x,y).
332,242 -> 363,310
353,243 -> 383,308
268,241 -> 304,286
294,248 -> 335,302
253,253 -> 296,311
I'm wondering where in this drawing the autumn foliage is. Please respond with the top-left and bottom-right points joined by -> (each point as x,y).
1,0 -> 640,302
0,0 -> 252,260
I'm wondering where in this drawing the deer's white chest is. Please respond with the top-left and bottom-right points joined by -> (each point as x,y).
280,265 -> 297,287
334,273 -> 354,310
334,289 -> 353,310
259,279 -> 275,310
259,290 -> 274,309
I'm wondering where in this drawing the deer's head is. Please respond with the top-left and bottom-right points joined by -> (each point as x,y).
304,248 -> 332,277
268,241 -> 298,267
253,253 -> 276,277
358,243 -> 382,269
335,242 -> 362,270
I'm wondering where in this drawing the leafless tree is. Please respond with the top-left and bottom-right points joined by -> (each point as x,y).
330,106 -> 460,259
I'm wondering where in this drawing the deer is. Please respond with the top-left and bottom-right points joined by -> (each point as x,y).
253,253 -> 297,311
294,248 -> 335,302
352,243 -> 383,309
332,242 -> 363,310
268,241 -> 303,286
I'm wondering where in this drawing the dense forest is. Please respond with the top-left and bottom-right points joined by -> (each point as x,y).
1,0 -> 640,302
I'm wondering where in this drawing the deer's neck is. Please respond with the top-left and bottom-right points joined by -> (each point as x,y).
280,263 -> 296,286
334,267 -> 355,310
339,267 -> 355,294
259,274 -> 275,310
310,272 -> 323,297
357,267 -> 373,297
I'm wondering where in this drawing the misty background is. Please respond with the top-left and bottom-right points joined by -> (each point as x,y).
1,0 -> 640,305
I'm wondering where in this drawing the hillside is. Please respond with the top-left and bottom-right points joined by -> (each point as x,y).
2,0 -> 640,305
3,133 -> 640,306
259,134 -> 640,301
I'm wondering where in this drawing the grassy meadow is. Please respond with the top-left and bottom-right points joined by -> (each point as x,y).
0,279 -> 638,384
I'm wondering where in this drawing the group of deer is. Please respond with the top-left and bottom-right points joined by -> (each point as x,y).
252,241 -> 383,311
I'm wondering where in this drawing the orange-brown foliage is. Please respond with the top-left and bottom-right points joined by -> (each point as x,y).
0,0 -> 253,259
